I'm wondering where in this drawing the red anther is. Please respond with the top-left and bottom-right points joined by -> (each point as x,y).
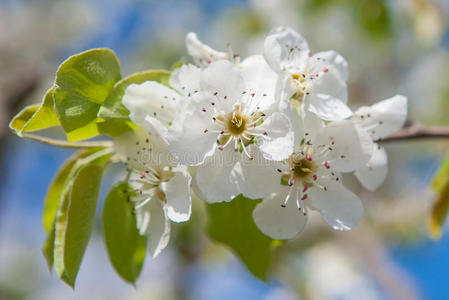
302,186 -> 308,193
301,194 -> 308,201
313,174 -> 317,181
306,154 -> 312,161
323,67 -> 329,73
308,52 -> 313,57
324,161 -> 330,169
207,59 -> 212,64
289,178 -> 296,186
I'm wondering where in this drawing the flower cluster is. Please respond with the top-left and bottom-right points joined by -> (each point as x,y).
114,27 -> 407,254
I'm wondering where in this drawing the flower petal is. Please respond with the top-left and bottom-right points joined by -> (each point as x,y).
309,182 -> 364,231
310,50 -> 349,82
169,63 -> 201,97
166,95 -> 218,166
123,81 -> 179,127
258,112 -> 294,161
264,26 -> 309,74
354,144 -> 388,191
160,167 -> 192,222
195,148 -> 241,203
200,60 -> 245,107
354,95 -> 408,140
114,128 -> 161,171
146,198 -> 171,258
314,120 -> 373,172
186,32 -> 228,67
306,71 -> 351,121
238,149 -> 284,199
240,55 -> 278,110
253,187 -> 308,239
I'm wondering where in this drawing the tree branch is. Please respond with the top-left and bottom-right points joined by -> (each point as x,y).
380,122 -> 449,143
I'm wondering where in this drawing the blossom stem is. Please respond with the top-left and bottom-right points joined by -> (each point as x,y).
380,122 -> 449,143
21,133 -> 113,149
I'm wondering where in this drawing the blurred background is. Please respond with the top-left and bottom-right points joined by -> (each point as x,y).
1,0 -> 449,299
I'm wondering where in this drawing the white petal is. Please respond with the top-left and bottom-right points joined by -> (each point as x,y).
114,128 -> 160,171
135,197 -> 152,235
169,64 -> 201,97
146,199 -> 171,258
186,32 -> 228,67
354,95 -> 408,140
240,55 -> 278,110
258,112 -> 294,161
166,95 -> 218,166
253,187 -> 308,239
264,26 -> 309,74
309,182 -> 364,231
160,167 -> 192,222
200,60 -> 245,108
354,144 -> 388,191
142,116 -> 177,167
314,120 -> 373,172
123,81 -> 179,127
238,149 -> 284,200
195,149 -> 241,203
306,71 -> 351,121
310,50 -> 349,82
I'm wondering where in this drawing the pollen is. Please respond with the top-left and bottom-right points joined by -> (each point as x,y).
227,112 -> 247,135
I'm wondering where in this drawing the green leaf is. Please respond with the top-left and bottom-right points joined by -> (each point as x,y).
42,147 -> 109,270
429,152 -> 449,239
429,177 -> 449,239
9,88 -> 60,135
102,182 -> 147,284
53,48 -> 122,142
97,70 -> 170,137
206,194 -> 276,280
52,151 -> 111,287
42,147 -> 106,233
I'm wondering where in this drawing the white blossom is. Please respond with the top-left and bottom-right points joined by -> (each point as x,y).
352,95 -> 408,191
167,59 -> 293,203
114,124 -> 192,258
252,114 -> 373,239
264,26 -> 352,121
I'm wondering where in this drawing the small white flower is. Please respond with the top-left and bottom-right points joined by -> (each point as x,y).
114,122 -> 191,258
167,59 -> 293,203
252,115 -> 373,239
264,26 -> 352,121
352,95 -> 408,191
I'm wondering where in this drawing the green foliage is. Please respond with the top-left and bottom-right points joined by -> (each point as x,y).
52,48 -> 122,142
206,195 -> 276,280
42,147 -> 111,287
9,88 -> 60,135
97,70 -> 170,137
429,152 -> 449,238
102,182 -> 147,284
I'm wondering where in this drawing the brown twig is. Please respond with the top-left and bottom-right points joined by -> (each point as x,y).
380,121 -> 449,143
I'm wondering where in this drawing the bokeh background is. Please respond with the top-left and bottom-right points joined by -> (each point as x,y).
1,0 -> 449,299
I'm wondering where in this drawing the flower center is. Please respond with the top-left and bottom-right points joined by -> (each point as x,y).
227,112 -> 247,135
285,153 -> 317,186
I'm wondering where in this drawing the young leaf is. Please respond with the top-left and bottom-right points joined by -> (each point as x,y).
102,182 -> 147,284
97,70 -> 170,137
429,177 -> 449,239
53,48 -> 122,142
54,153 -> 111,288
9,88 -> 60,135
42,147 -> 106,233
206,195 -> 275,280
429,152 -> 449,238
